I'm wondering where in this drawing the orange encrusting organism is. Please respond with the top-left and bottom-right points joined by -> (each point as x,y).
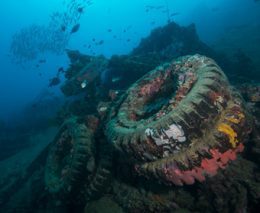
217,123 -> 238,148
225,112 -> 245,124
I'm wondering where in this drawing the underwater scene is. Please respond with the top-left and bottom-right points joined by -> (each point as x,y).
0,0 -> 260,212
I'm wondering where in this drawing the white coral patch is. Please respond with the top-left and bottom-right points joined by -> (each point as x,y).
145,128 -> 154,137
99,106 -> 107,112
178,136 -> 186,143
81,80 -> 88,88
154,137 -> 169,146
146,124 -> 186,149
164,124 -> 186,142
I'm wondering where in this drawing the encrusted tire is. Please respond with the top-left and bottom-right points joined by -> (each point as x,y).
106,54 -> 252,185
82,137 -> 113,202
45,117 -> 94,198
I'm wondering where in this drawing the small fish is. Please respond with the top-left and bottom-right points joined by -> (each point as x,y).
112,76 -> 122,83
58,67 -> 64,73
98,40 -> 104,45
49,77 -> 61,87
81,80 -> 88,88
170,12 -> 180,17
126,39 -> 131,42
61,25 -> 66,32
156,6 -> 164,10
113,35 -> 117,39
92,38 -> 96,42
107,28 -> 112,32
77,7 -> 84,13
71,24 -> 80,34
150,21 -> 155,25
39,59 -> 46,63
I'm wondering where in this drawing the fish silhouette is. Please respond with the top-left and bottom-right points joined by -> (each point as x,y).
71,24 -> 80,34
49,77 -> 61,87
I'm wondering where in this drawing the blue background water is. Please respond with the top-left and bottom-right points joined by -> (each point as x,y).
0,0 -> 259,124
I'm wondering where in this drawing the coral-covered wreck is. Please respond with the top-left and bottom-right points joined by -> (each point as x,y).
0,22 -> 259,213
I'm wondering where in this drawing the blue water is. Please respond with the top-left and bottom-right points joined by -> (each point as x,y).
0,0 -> 259,122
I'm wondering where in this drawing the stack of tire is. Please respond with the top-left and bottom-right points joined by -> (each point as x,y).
45,117 -> 112,206
106,54 -> 252,185
44,54 -> 253,204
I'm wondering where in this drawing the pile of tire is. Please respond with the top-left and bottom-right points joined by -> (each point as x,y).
45,117 -> 112,204
106,54 -> 252,185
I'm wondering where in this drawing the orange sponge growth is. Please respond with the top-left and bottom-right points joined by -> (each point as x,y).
163,143 -> 244,185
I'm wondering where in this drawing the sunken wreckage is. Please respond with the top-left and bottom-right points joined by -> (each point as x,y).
0,22 -> 259,213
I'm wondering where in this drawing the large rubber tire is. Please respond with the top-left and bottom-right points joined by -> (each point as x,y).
82,137 -> 113,202
106,54 -> 252,185
45,117 -> 94,199
45,117 -> 113,207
